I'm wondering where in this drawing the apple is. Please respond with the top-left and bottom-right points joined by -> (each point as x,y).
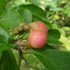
28,30 -> 47,48
29,21 -> 48,34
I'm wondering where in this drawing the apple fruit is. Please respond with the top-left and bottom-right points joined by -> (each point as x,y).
28,30 -> 47,48
29,21 -> 48,34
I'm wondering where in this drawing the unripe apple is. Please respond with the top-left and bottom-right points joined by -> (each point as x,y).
29,21 -> 48,34
28,30 -> 47,48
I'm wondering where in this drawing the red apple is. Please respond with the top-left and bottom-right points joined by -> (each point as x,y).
28,30 -> 47,48
29,21 -> 48,34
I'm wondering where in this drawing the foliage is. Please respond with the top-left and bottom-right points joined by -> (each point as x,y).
0,0 -> 70,70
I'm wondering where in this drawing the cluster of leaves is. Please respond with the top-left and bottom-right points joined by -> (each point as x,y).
0,0 -> 70,70
40,0 -> 70,50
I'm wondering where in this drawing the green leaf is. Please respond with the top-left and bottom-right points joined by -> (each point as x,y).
0,34 -> 15,53
0,35 -> 6,44
47,29 -> 61,44
0,43 -> 15,53
23,9 -> 32,23
0,0 -> 5,15
0,53 -> 2,60
0,27 -> 9,42
0,27 -> 14,52
0,50 -> 19,70
0,9 -> 23,30
0,44 -> 14,53
16,4 -> 52,28
29,0 -> 38,5
17,4 -> 46,21
33,49 -> 70,70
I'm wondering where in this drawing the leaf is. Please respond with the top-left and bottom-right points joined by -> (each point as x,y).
0,53 -> 2,60
47,29 -> 61,44
17,4 -> 46,21
0,0 -> 5,15
0,44 -> 14,53
29,0 -> 38,5
0,43 -> 15,53
0,35 -> 6,44
0,27 -> 9,42
0,50 -> 19,70
0,34 -> 15,53
33,49 -> 70,70
16,4 -> 52,28
59,35 -> 70,51
0,9 -> 23,30
0,27 -> 14,53
23,9 -> 32,23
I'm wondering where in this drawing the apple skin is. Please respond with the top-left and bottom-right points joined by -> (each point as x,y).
28,30 -> 47,48
29,21 -> 48,34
